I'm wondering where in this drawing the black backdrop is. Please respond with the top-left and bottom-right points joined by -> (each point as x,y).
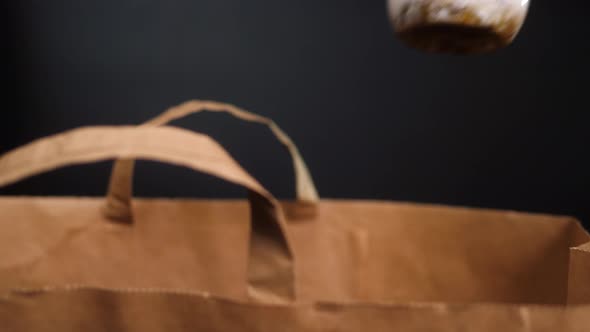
2,1 -> 589,227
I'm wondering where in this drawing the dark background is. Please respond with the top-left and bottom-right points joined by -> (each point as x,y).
2,1 -> 589,227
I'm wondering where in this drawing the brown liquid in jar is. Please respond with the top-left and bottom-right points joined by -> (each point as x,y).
395,3 -> 521,54
398,24 -> 506,54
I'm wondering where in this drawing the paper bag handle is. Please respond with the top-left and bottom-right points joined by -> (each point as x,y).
106,100 -> 318,220
0,126 -> 295,303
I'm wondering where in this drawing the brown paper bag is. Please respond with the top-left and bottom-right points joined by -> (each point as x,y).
1,100 -> 589,331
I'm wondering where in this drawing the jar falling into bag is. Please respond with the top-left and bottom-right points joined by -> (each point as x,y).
387,0 -> 531,54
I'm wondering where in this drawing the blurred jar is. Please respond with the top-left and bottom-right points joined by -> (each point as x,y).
387,0 -> 531,54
